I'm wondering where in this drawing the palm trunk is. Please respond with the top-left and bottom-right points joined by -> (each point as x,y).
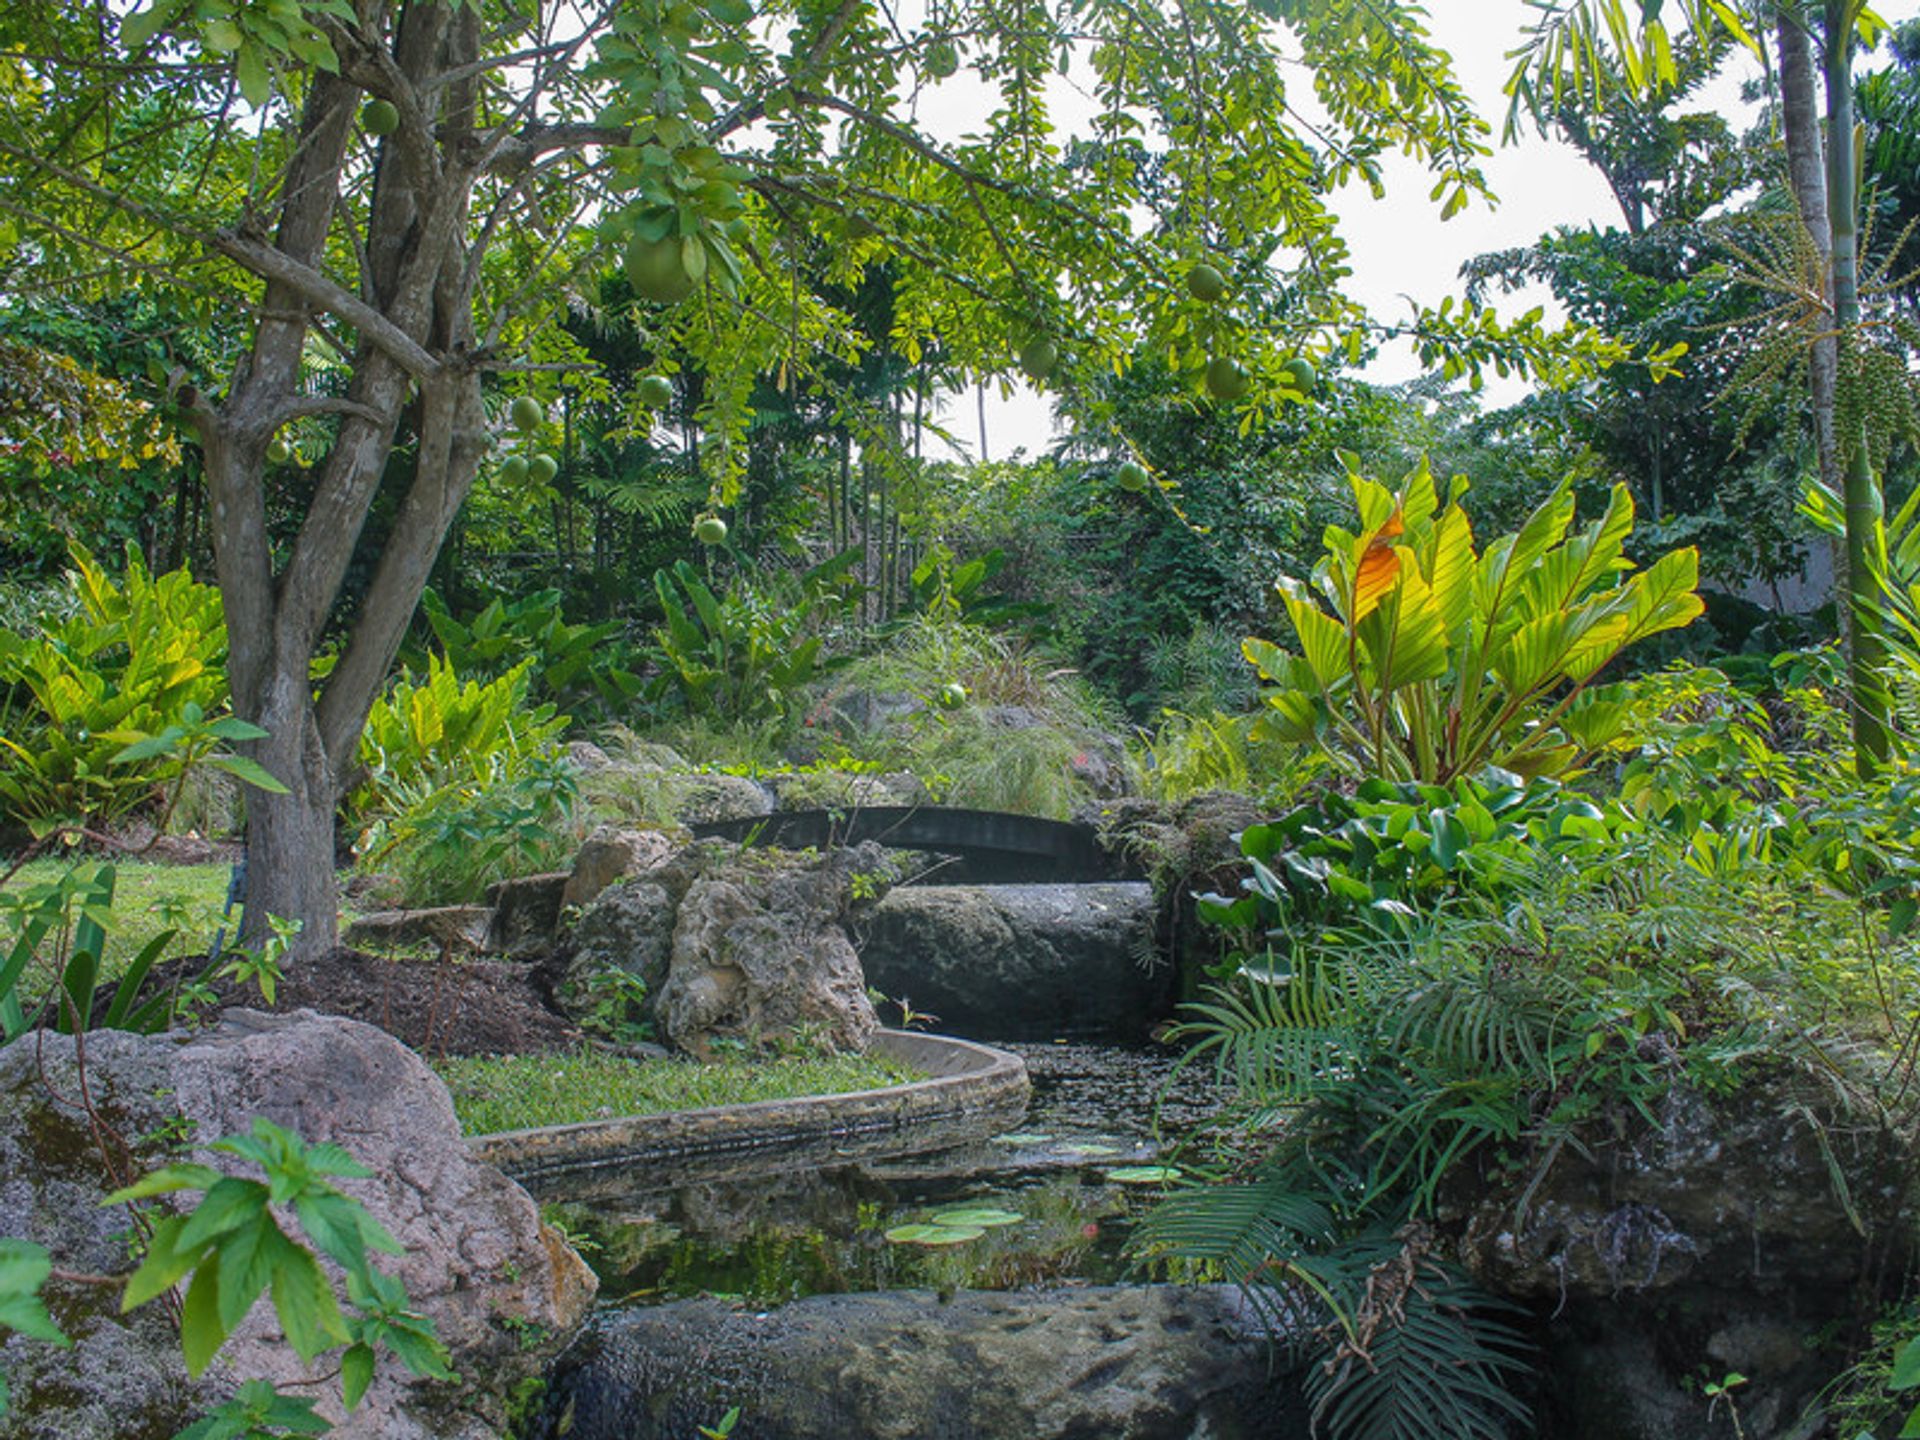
1824,0 -> 1889,770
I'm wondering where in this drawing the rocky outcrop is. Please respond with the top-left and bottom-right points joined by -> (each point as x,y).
0,1011 -> 595,1440
1451,1075 -> 1910,1440
655,843 -> 899,1057
561,824 -> 679,912
344,905 -> 492,954
527,1284 -> 1307,1440
857,882 -> 1168,1040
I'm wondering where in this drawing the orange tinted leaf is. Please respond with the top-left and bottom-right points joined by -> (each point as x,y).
1352,538 -> 1402,622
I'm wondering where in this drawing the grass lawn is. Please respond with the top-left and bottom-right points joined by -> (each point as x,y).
433,1048 -> 923,1135
4,858 -> 237,987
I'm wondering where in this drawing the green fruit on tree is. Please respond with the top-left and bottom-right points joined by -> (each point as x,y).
1205,356 -> 1249,402
499,455 -> 530,484
639,374 -> 675,408
528,454 -> 559,485
361,99 -> 399,137
938,682 -> 968,710
1284,357 -> 1318,395
266,438 -> 291,464
510,395 -> 544,433
1115,460 -> 1149,492
1186,263 -> 1227,303
694,514 -> 729,545
925,39 -> 960,77
1019,336 -> 1058,381
626,232 -> 697,304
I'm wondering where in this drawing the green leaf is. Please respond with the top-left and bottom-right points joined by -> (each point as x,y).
235,42 -> 271,106
342,1341 -> 375,1410
0,1293 -> 68,1347
206,755 -> 291,794
0,1240 -> 53,1297
105,1163 -> 222,1206
269,1242 -> 348,1361
180,1253 -> 227,1377
1891,1335 -> 1920,1391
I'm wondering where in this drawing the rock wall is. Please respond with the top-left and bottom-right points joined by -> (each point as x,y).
529,1284 -> 1308,1440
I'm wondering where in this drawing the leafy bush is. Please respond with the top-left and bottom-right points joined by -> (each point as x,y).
0,545 -> 228,833
1132,708 -> 1321,804
1194,770 -> 1636,967
649,551 -> 860,725
353,655 -> 567,821
419,586 -> 642,721
1245,459 -> 1703,782
359,751 -> 579,907
1143,841 -> 1909,1440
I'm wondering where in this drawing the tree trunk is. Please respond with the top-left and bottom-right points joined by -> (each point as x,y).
1776,6 -> 1847,617
1823,0 -> 1889,770
242,670 -> 341,956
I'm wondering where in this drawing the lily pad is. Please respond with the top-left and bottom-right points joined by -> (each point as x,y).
992,1132 -> 1053,1146
884,1223 -> 987,1247
1105,1165 -> 1183,1185
932,1207 -> 1022,1228
1059,1142 -> 1124,1158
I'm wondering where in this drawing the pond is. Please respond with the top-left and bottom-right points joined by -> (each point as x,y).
539,1042 -> 1228,1308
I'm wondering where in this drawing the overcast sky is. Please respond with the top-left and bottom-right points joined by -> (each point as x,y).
933,0 -> 1920,461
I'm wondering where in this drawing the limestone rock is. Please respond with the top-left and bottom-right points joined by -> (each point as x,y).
858,882 -> 1168,1041
0,1011 -> 595,1440
562,824 -> 678,912
655,844 -> 896,1056
558,875 -> 683,1015
673,774 -> 775,826
566,740 -> 614,773
484,871 -> 569,958
344,906 -> 492,954
527,1284 -> 1307,1440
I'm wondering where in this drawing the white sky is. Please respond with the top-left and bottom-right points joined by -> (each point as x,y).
936,0 -> 1920,460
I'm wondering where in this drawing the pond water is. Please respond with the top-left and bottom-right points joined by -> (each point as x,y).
540,1042 -> 1229,1308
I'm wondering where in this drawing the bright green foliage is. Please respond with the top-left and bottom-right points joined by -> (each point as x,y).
1246,460 -> 1703,782
0,545 -> 228,832
360,751 -> 579,907
1194,772 -> 1635,964
649,553 -> 859,725
0,863 -> 189,1041
0,1237 -> 67,1417
353,656 -> 566,822
419,588 -> 641,721
107,1117 -> 451,1399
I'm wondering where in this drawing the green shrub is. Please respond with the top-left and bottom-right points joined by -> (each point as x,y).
359,750 -> 579,907
649,551 -> 860,726
0,544 -> 227,833
1245,459 -> 1703,783
353,654 -> 567,822
419,585 -> 643,721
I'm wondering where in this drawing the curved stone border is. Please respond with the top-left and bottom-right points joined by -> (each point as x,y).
471,1030 -> 1030,1195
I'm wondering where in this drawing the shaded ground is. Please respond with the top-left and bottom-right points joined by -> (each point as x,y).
113,947 -> 582,1058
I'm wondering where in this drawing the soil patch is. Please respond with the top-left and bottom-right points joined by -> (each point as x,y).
120,947 -> 582,1058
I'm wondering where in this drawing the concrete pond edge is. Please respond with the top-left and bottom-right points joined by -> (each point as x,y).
470,1029 -> 1031,1190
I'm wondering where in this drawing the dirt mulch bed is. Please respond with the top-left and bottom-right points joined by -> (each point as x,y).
121,947 -> 582,1058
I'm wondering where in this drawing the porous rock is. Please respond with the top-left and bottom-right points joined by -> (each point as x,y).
527,1284 -> 1307,1440
483,870 -> 569,958
654,843 -> 897,1056
1453,1074 -> 1910,1440
344,905 -> 492,954
0,1011 -> 595,1440
858,882 -> 1167,1041
561,824 -> 679,912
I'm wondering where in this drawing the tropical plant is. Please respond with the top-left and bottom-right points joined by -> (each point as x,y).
649,552 -> 860,725
352,656 -> 567,823
360,751 -> 580,908
1245,459 -> 1704,782
0,544 -> 229,833
418,587 -> 642,720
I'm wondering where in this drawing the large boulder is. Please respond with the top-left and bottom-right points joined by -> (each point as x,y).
857,882 -> 1168,1041
655,843 -> 899,1056
344,905 -> 492,954
561,824 -> 679,912
1451,1074 -> 1910,1440
527,1284 -> 1307,1440
0,1011 -> 595,1440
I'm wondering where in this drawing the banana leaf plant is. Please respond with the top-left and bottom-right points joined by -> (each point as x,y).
1245,459 -> 1704,782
